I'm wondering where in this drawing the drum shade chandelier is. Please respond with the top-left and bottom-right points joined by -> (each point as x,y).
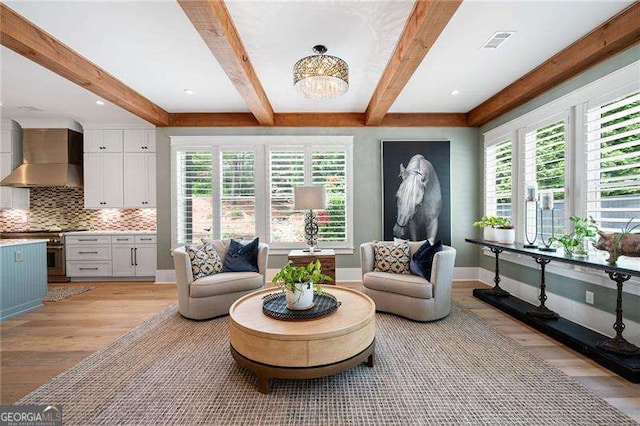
293,45 -> 349,99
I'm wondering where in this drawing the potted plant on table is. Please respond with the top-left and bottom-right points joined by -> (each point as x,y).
473,216 -> 511,242
571,216 -> 599,257
272,260 -> 333,310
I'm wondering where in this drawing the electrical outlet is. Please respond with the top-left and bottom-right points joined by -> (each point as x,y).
586,291 -> 594,305
14,250 -> 23,262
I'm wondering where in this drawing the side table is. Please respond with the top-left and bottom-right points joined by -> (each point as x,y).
288,249 -> 336,284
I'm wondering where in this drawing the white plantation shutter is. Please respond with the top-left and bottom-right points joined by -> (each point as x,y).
175,150 -> 214,245
525,117 -> 567,238
220,150 -> 256,240
312,150 -> 347,242
586,91 -> 640,232
484,139 -> 512,222
270,150 -> 305,243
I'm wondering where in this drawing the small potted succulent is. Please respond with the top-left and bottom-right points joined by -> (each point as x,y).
473,216 -> 510,242
271,260 -> 332,310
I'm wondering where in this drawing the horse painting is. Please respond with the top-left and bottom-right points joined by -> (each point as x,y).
392,154 -> 442,242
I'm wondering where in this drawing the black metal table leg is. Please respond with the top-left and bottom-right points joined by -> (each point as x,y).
527,257 -> 559,319
596,272 -> 639,356
484,247 -> 510,297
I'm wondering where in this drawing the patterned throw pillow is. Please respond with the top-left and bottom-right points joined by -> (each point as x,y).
373,241 -> 411,274
185,242 -> 223,279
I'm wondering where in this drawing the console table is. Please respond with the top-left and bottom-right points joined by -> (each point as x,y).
466,238 -> 640,382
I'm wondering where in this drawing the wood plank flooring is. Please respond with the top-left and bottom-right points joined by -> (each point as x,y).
1,280 -> 638,422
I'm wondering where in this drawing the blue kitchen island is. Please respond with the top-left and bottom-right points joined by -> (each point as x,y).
0,239 -> 48,320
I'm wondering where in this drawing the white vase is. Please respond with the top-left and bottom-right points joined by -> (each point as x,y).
483,227 -> 497,241
495,228 -> 516,244
286,281 -> 315,310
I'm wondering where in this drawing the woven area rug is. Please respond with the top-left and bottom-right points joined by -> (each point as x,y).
19,302 -> 636,425
43,286 -> 94,302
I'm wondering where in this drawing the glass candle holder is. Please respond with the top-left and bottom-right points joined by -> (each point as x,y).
526,182 -> 538,203
540,190 -> 554,210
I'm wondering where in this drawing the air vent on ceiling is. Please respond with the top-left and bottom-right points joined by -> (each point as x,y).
17,106 -> 44,112
482,31 -> 515,50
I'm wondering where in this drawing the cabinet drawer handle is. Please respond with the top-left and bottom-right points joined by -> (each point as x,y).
78,251 -> 98,254
78,239 -> 98,241
79,267 -> 99,271
134,247 -> 138,266
116,238 -> 128,241
140,238 -> 152,241
131,248 -> 134,266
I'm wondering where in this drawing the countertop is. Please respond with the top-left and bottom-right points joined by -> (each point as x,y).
64,230 -> 157,236
0,239 -> 49,248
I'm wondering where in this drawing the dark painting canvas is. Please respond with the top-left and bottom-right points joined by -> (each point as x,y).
382,140 -> 451,245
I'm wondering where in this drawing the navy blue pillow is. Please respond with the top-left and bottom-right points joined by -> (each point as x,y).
410,240 -> 443,281
223,238 -> 260,273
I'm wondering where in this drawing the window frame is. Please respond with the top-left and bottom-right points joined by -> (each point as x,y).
170,136 -> 354,254
481,60 -> 640,294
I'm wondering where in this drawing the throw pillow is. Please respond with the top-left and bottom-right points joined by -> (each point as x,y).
223,238 -> 260,273
185,242 -> 223,279
373,241 -> 411,274
410,240 -> 443,281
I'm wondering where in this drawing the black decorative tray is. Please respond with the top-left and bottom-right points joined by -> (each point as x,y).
262,292 -> 341,321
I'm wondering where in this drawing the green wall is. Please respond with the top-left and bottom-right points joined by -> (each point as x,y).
479,46 -> 640,323
156,127 -> 480,270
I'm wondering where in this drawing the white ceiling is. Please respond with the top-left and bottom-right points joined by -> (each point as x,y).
4,0 -> 248,113
225,1 -> 414,112
0,47 -> 148,127
0,0 -> 635,124
390,0 -> 635,113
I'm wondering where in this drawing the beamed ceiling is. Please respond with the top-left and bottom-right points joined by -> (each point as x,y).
1,0 -> 639,128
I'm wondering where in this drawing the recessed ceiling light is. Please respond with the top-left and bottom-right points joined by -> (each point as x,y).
96,100 -> 105,106
184,89 -> 194,95
450,90 -> 460,96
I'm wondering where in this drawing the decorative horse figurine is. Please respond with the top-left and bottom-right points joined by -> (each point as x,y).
393,154 -> 442,242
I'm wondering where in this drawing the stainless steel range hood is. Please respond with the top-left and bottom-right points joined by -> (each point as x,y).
0,128 -> 83,188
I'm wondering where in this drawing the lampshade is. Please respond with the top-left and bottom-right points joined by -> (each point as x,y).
294,186 -> 325,210
293,45 -> 348,99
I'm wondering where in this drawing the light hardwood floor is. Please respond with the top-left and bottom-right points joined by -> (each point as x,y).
1,280 -> 638,421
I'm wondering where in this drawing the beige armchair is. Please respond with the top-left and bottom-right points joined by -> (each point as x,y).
360,242 -> 456,322
173,239 -> 268,320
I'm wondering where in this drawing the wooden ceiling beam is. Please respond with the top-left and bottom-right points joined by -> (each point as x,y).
468,2 -> 640,127
167,112 -> 469,127
178,0 -> 274,126
364,0 -> 463,126
0,4 -> 169,126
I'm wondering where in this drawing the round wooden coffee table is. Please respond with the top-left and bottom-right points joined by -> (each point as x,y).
229,286 -> 376,393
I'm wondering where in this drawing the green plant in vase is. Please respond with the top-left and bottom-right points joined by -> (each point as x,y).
549,234 -> 579,256
473,216 -> 510,241
272,260 -> 332,310
570,216 -> 599,257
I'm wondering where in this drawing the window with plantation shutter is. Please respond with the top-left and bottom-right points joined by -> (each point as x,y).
586,91 -> 640,232
175,150 -> 214,245
269,150 -> 305,243
220,150 -> 256,240
484,139 -> 512,222
525,117 -> 567,238
171,136 -> 353,251
312,150 -> 347,242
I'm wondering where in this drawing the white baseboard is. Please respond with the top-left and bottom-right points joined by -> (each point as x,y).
479,268 -> 640,345
155,269 -> 176,284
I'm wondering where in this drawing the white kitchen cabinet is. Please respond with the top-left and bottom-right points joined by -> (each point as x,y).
123,153 -> 155,208
124,129 -> 155,152
0,121 -> 29,210
83,130 -> 123,153
66,232 -> 156,279
83,153 -> 123,208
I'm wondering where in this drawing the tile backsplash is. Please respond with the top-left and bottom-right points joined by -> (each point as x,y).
0,188 -> 156,232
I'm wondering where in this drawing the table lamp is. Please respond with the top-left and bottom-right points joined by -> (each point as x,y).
294,186 -> 326,252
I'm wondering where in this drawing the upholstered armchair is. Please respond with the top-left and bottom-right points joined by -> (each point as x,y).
173,239 -> 268,320
360,242 -> 456,322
